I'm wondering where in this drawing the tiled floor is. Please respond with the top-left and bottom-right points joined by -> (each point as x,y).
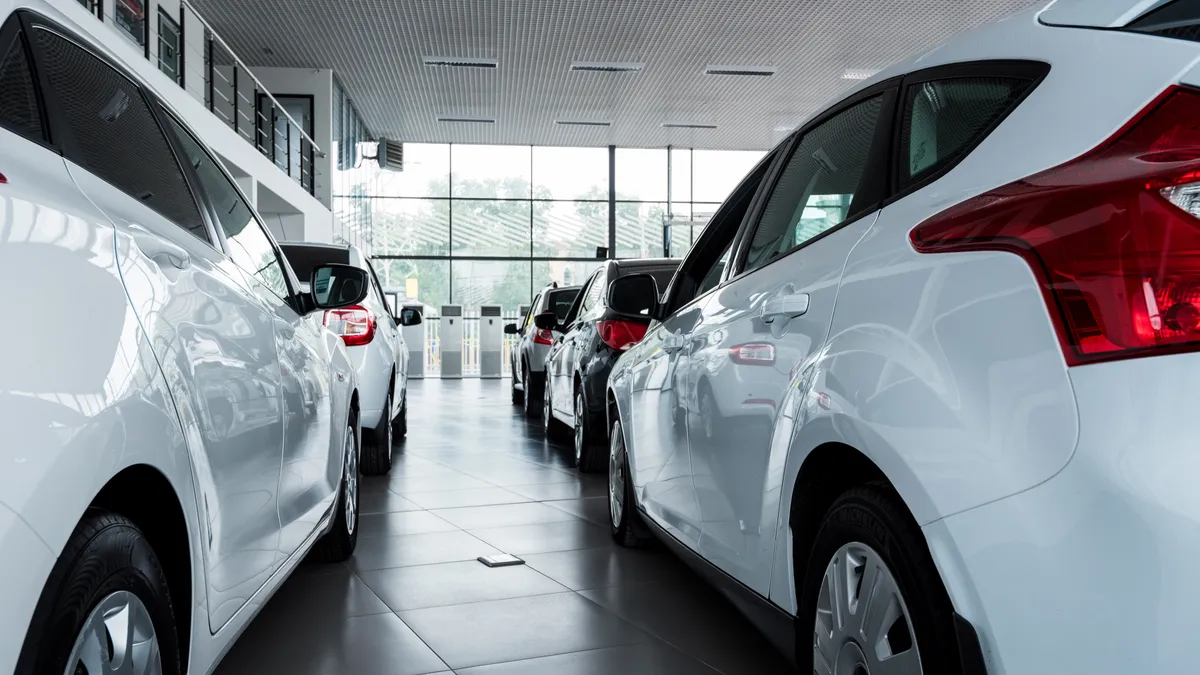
215,378 -> 797,675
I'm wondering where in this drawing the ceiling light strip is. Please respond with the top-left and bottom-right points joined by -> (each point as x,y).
704,65 -> 776,77
570,61 -> 644,73
422,56 -> 499,69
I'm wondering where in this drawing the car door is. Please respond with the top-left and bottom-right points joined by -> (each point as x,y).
685,84 -> 896,595
23,18 -> 286,631
516,291 -> 543,385
158,112 -> 337,561
550,271 -> 593,418
560,266 -> 607,420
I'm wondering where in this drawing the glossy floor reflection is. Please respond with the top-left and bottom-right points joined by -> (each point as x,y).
215,378 -> 797,675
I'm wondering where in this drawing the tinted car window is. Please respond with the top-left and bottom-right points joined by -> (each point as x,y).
743,94 -> 884,273
619,266 -> 677,297
33,28 -> 207,241
279,245 -> 350,287
0,24 -> 44,142
546,288 -> 580,320
162,112 -> 290,300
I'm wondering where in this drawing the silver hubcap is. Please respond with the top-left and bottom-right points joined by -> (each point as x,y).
608,428 -> 625,527
814,543 -> 922,675
344,428 -> 358,535
65,591 -> 162,675
574,394 -> 585,463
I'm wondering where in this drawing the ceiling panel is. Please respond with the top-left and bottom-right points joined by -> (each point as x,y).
189,0 -> 1046,150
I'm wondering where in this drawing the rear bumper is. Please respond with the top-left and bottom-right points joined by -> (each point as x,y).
929,352 -> 1200,674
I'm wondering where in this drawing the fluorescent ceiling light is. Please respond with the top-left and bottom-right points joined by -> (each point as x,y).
704,65 -> 776,77
842,68 -> 880,80
570,61 -> 644,73
555,120 -> 612,126
422,56 -> 498,69
436,116 -> 496,124
663,122 -> 717,129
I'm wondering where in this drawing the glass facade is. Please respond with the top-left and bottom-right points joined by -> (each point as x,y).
333,141 -> 766,314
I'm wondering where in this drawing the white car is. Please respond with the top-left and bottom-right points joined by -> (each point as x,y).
0,4 -> 367,674
281,243 -> 418,475
604,1 -> 1200,673
506,283 -> 580,417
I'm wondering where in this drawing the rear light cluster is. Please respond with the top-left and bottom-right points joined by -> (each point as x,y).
532,328 -> 555,345
912,86 -> 1200,366
598,320 -> 648,351
323,305 -> 376,346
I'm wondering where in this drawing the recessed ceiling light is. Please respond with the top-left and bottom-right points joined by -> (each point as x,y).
704,65 -> 776,77
555,120 -> 612,127
663,123 -> 717,130
842,68 -> 879,80
570,61 -> 644,73
436,116 -> 496,124
422,56 -> 498,69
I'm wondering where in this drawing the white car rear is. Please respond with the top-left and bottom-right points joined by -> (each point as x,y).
604,1 -> 1200,672
507,284 -> 581,417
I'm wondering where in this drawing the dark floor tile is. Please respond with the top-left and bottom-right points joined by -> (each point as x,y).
544,497 -> 611,526
454,642 -> 724,675
358,511 -> 457,538
431,502 -> 581,529
260,565 -> 389,619
347,530 -> 501,572
360,490 -> 422,514
522,546 -> 688,591
468,519 -> 613,555
403,487 -> 532,510
215,611 -> 448,675
400,592 -> 649,670
506,480 -> 608,501
579,580 -> 797,675
359,560 -> 567,611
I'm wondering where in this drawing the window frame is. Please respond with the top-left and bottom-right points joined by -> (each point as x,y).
730,79 -> 899,280
885,60 -> 1050,205
0,14 -> 51,148
156,7 -> 181,85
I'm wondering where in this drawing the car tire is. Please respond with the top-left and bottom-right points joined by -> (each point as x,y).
798,484 -> 962,675
608,418 -> 650,548
574,389 -> 606,473
361,389 -> 393,476
310,419 -> 360,563
15,510 -> 181,675
511,367 -> 524,405
392,389 -> 408,439
522,363 -> 543,418
543,380 -> 567,439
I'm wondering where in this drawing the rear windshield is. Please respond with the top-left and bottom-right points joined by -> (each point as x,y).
545,288 -> 580,319
621,265 -> 679,294
1127,0 -> 1200,40
280,246 -> 348,285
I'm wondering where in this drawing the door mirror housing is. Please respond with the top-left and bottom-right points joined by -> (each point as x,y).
311,264 -> 370,310
533,311 -> 560,331
607,274 -> 662,320
504,323 -> 519,335
398,307 -> 423,326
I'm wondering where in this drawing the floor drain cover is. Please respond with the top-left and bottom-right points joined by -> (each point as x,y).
478,554 -> 525,568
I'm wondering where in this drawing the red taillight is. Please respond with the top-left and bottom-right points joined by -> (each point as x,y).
912,86 -> 1200,366
598,320 -> 648,351
730,342 -> 776,365
533,328 -> 554,345
324,305 -> 376,346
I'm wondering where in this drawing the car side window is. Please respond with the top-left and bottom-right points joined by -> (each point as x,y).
524,293 -> 542,331
900,77 -> 1034,189
696,243 -> 733,297
31,27 -> 209,242
742,94 -> 885,274
0,21 -> 45,143
160,111 -> 291,301
583,267 -> 607,314
365,260 -> 390,318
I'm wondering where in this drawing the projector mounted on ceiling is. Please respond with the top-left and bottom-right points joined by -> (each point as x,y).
376,139 -> 403,172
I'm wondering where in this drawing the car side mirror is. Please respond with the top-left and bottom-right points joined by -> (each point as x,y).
311,264 -> 369,310
398,308 -> 423,326
607,274 -> 661,319
504,323 -> 519,335
533,311 -> 559,331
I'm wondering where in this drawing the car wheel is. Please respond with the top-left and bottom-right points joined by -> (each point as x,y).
392,389 -> 408,438
310,420 -> 360,562
361,389 -> 392,476
799,485 -> 962,675
574,389 -> 605,473
15,511 -> 180,675
543,379 -> 564,439
609,418 -> 650,548
522,364 -> 543,418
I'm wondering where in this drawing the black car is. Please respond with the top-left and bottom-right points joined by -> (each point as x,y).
540,258 -> 680,471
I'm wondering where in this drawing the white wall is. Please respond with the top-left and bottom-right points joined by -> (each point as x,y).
249,68 -> 334,209
42,0 -> 334,242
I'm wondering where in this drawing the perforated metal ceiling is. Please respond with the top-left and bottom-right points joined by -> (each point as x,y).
189,0 -> 1046,150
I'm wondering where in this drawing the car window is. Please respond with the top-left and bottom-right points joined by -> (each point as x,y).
32,27 -> 208,242
742,94 -> 885,274
900,77 -> 1033,189
580,268 -> 607,315
547,289 -> 580,320
697,242 -> 732,297
523,292 -> 543,331
161,111 -> 291,301
0,22 -> 45,143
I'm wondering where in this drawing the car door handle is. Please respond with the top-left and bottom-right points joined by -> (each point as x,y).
130,224 -> 190,270
761,293 -> 809,323
662,332 -> 685,353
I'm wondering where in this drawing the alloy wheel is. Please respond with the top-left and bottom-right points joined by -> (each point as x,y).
814,542 -> 922,675
344,428 -> 358,536
608,429 -> 625,527
64,590 -> 162,675
574,392 -> 585,464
